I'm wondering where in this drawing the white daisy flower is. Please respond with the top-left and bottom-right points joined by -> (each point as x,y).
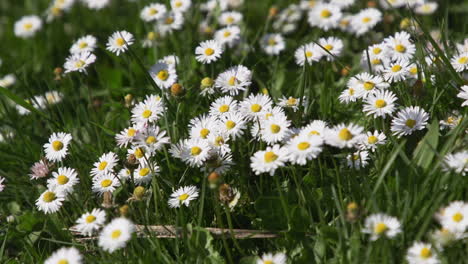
44,132 -> 72,162
294,43 -> 323,66
133,162 -> 159,185
339,87 -> 360,104
64,51 -> 96,74
406,242 -> 440,264
219,111 -> 247,139
47,167 -> 79,194
206,131 -> 231,156
278,96 -> 307,112
363,89 -> 398,118
443,150 -> 468,176
75,208 -> 106,236
348,72 -> 390,99
127,147 -> 149,162
83,0 -> 110,10
350,8 -> 382,36
346,150 -> 369,169
439,113 -> 462,130
181,138 -> 213,167
36,188 -> 65,214
158,55 -> 179,67
457,85 -> 468,106
317,36 -> 343,61
260,114 -> 291,144
219,11 -> 243,26
91,152 -> 119,177
383,59 -> 411,83
131,99 -> 165,126
149,62 -> 178,89
451,53 -> 468,72
0,74 -> 16,88
359,131 -> 386,152
118,168 -> 132,181
14,15 -> 42,38
415,2 -> 438,15
286,134 -> 323,165
0,177 -> 5,192
189,114 -> 220,140
106,31 -> 134,56
195,40 -> 224,64
390,106 -> 429,137
250,144 -> 288,176
133,125 -> 170,154
257,252 -> 287,264
115,126 -> 139,148
384,31 -> 416,61
92,173 -> 121,196
209,95 -> 238,118
215,65 -> 252,96
362,213 -> 402,241
168,186 -> 199,208
261,33 -> 286,55
438,201 -> 468,233
325,123 -> 365,149
239,94 -> 273,121
308,3 -> 342,31
44,247 -> 82,264
171,0 -> 191,13
330,0 -> 355,8
299,120 -> 328,138
98,217 -> 135,253
70,35 -> 97,54
214,26 -> 241,47
157,12 -> 185,36
140,3 -> 167,22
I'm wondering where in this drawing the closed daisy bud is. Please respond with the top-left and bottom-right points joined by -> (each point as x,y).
124,94 -> 133,108
119,205 -> 130,216
170,83 -> 185,97
268,7 -> 279,18
346,202 -> 361,222
367,1 -> 377,7
208,171 -> 221,188
133,186 -> 146,200
125,154 -> 140,170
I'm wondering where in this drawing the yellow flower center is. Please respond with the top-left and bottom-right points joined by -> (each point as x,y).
228,76 -> 236,86
452,212 -> 463,222
324,44 -> 333,51
363,81 -> 375,90
219,104 -> 229,113
149,8 -> 158,15
297,142 -> 310,150
85,215 -> 96,223
75,60 -> 85,68
157,70 -> 169,81
458,56 -> 468,64
320,9 -> 332,18
52,140 -> 64,151
139,168 -> 150,177
98,161 -> 108,171
79,42 -> 88,49
394,44 -> 406,53
263,261 -> 273,264
201,77 -> 214,87
368,135 -> 378,144
309,130 -> 320,136
391,65 -> 402,72
338,128 -> 353,141
58,259 -> 69,264
287,97 -> 297,106
405,119 -> 416,128
268,38 -> 277,46
374,222 -> 388,234
111,230 -> 122,239
215,136 -> 224,146
57,175 -> 69,185
175,1 -> 182,7
375,99 -> 387,108
191,146 -> 202,156
142,109 -> 152,118
179,193 -> 189,200
200,128 -> 210,138
251,104 -> 262,113
134,148 -> 145,159
305,51 -> 313,58
420,247 -> 432,259
264,151 -> 278,163
204,48 -> 214,56
226,16 -> 234,24
349,88 -> 355,95
270,124 -> 281,134
165,17 -> 174,24
101,179 -> 112,188
116,38 -> 125,47
352,154 -> 360,160
146,136 -> 157,144
42,191 -> 56,203
409,67 -> 418,75
362,17 -> 371,23
373,47 -> 382,55
23,23 -> 33,30
371,59 -> 382,65
226,120 -> 236,130
127,128 -> 136,136
223,31 -> 231,38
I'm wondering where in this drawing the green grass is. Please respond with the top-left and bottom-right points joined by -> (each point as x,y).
0,0 -> 467,263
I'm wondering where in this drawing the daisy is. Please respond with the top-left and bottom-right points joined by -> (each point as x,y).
257,252 -> 287,264
171,0 -> 191,13
14,15 -> 42,38
359,131 -> 386,151
106,31 -> 134,56
278,96 -> 307,112
346,150 -> 369,169
29,160 -> 50,180
215,65 -> 252,96
339,87 -> 359,103
390,106 -> 429,137
384,31 -> 416,61
299,120 -> 328,138
438,201 -> 468,233
133,125 -> 170,154
219,112 -> 247,139
98,217 -> 135,253
415,2 -> 438,15
44,247 -> 82,264
92,173 -> 121,196
200,77 -> 216,96
0,177 -> 5,192
44,91 -> 64,105
70,35 -> 97,54
406,242 -> 440,264
206,131 -> 231,156
439,113 -> 462,130
214,26 -> 241,47
317,37 -> 343,61
36,188 -> 65,214
348,72 -> 390,98
325,123 -> 365,149
330,0 -> 355,8
44,132 -> 72,162
195,40 -> 224,64
133,162 -> 159,185
261,33 -> 285,55
189,114 -> 220,140
180,138 -> 212,167
363,90 -> 398,118
75,208 -> 106,236
307,3 -> 342,31
260,114 -> 291,144
159,55 -> 179,67
250,144 -> 288,176
115,126 -> 139,148
83,0 -> 110,10
219,11 -> 243,26
350,8 -> 382,36
47,167 -> 79,194
383,60 -> 411,83
168,186 -> 199,208
294,43 -> 323,66
127,146 -> 149,162
64,51 -> 96,74
149,62 -> 178,89
457,85 -> 468,106
118,168 -> 132,181
0,74 -> 16,88
451,52 -> 468,72
362,213 -> 402,241
239,94 -> 273,121
91,152 -> 118,177
140,3 -> 167,22
209,95 -> 238,117
443,150 -> 468,175
131,99 -> 165,126
157,12 -> 184,36
286,134 -> 323,165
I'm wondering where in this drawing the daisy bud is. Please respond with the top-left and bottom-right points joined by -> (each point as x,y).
218,183 -> 234,204
346,202 -> 361,222
124,94 -> 134,108
201,77 -> 214,88
119,204 -> 130,217
261,87 -> 269,95
400,18 -> 410,30
54,67 -> 63,79
268,7 -> 279,18
170,83 -> 185,97
125,154 -> 139,170
367,1 -> 377,7
208,171 -> 220,188
102,192 -> 114,208
6,215 -> 15,223
133,186 -> 146,200
383,14 -> 394,25
341,66 -> 350,76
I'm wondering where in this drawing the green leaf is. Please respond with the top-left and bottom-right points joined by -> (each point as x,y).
89,121 -> 115,136
413,120 -> 439,170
